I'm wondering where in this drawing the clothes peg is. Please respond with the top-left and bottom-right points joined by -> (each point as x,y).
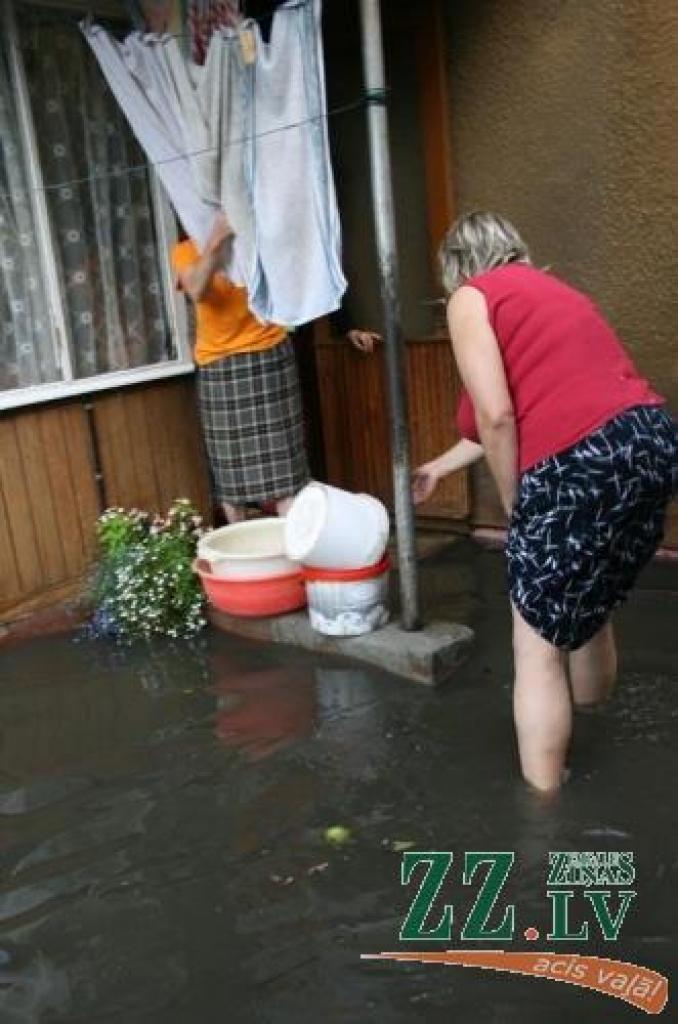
239,26 -> 256,65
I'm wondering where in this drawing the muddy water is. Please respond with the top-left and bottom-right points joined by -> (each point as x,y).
0,545 -> 676,1023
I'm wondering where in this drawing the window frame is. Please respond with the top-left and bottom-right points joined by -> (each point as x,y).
0,0 -> 193,413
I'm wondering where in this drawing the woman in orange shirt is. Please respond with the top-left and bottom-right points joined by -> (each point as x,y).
173,211 -> 379,523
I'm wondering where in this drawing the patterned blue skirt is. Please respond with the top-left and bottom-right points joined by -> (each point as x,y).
507,405 -> 676,649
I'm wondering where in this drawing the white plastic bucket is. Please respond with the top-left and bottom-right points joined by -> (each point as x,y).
284,483 -> 389,570
304,556 -> 390,637
197,518 -> 299,580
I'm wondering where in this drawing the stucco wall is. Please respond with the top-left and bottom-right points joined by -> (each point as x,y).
444,0 -> 678,537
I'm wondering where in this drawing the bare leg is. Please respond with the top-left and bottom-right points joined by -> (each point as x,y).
511,603 -> 572,792
222,502 -> 247,524
569,621 -> 617,708
275,496 -> 294,517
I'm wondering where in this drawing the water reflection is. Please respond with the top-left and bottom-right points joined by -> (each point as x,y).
212,664 -> 316,762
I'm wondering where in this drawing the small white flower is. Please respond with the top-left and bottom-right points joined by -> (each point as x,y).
66,230 -> 80,243
53,144 -> 66,158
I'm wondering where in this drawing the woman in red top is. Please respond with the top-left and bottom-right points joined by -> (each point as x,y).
413,211 -> 676,793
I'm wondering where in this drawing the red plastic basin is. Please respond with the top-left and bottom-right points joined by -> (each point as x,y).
195,560 -> 307,618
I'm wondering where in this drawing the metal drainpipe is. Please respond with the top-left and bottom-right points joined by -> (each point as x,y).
358,0 -> 421,630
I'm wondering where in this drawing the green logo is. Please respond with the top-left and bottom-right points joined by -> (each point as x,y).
399,850 -> 636,943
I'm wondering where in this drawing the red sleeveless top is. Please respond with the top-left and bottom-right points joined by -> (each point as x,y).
456,264 -> 663,472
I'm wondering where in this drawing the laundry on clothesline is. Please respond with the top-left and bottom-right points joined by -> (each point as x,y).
83,0 -> 347,326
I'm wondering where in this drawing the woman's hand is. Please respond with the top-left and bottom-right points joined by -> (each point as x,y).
206,210 -> 235,254
347,328 -> 381,354
412,462 -> 441,505
179,212 -> 234,302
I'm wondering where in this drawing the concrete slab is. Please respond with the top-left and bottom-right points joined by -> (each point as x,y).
208,609 -> 475,686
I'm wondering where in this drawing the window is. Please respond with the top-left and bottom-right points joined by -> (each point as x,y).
0,1 -> 191,411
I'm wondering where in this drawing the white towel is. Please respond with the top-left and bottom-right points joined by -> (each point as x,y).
83,0 -> 346,325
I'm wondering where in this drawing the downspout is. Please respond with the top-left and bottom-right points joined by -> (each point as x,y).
358,0 -> 421,630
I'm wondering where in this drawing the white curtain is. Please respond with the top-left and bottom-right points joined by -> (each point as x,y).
21,15 -> 172,377
0,39 -> 58,390
84,0 -> 347,327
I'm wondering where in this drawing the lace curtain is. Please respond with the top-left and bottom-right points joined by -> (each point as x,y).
1,11 -> 174,392
0,40 -> 58,390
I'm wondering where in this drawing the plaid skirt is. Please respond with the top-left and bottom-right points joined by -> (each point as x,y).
507,405 -> 676,650
196,339 -> 310,504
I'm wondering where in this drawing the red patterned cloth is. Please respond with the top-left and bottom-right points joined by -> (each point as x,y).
188,0 -> 241,64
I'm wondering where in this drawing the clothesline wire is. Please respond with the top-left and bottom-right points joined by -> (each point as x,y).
0,95 -> 367,203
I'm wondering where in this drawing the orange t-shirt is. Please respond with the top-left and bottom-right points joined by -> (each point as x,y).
171,239 -> 286,366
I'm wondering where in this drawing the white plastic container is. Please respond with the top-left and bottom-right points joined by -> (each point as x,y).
284,483 -> 389,570
304,557 -> 390,637
197,518 -> 299,580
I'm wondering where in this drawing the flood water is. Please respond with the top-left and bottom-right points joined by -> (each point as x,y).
1,544 -> 676,1023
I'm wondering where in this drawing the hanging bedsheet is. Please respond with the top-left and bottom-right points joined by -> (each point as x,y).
83,0 -> 346,326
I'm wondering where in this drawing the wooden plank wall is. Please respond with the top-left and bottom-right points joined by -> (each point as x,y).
93,380 -> 209,515
0,377 -> 210,623
314,335 -> 468,520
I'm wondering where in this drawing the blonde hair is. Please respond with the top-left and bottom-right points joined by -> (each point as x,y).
439,211 -> 531,294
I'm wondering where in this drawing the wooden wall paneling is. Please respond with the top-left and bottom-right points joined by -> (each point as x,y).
92,391 -> 139,509
183,379 -> 212,517
141,385 -> 177,514
0,452 -> 22,608
342,346 -> 392,503
162,379 -> 211,516
120,388 -> 163,513
38,405 -> 90,578
13,410 -> 67,586
406,341 -> 468,518
313,338 -> 351,487
91,380 -> 209,519
313,335 -> 469,520
0,403 -> 100,617
59,403 -> 101,561
141,380 -> 211,518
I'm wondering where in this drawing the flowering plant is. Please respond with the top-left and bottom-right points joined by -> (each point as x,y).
92,499 -> 206,640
